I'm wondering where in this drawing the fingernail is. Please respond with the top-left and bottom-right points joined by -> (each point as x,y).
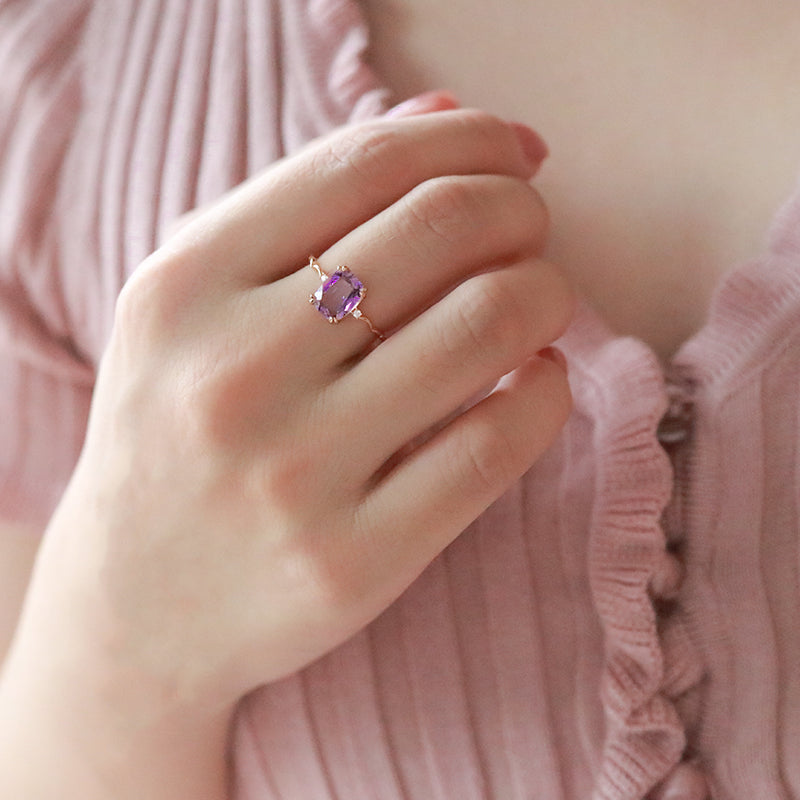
538,346 -> 568,372
509,122 -> 549,168
384,90 -> 460,118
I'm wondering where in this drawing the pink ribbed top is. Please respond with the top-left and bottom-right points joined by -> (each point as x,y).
1,2 -> 799,798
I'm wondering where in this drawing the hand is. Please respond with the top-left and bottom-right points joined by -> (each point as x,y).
36,106 -> 575,709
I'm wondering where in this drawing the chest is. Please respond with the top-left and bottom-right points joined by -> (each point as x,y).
360,0 -> 800,359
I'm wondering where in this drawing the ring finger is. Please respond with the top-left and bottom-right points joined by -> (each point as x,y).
249,172 -> 549,371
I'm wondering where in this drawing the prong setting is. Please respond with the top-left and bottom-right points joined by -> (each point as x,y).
308,256 -> 385,340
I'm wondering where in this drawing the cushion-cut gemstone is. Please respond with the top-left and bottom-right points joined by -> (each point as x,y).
312,268 -> 364,322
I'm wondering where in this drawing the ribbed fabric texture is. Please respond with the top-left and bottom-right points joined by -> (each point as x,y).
1,2 -> 799,798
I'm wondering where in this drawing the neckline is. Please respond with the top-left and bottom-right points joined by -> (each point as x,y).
344,0 -> 800,395
559,168 -> 800,395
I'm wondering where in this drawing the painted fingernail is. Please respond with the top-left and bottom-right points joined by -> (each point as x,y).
384,90 -> 461,118
509,122 -> 549,168
538,346 -> 568,372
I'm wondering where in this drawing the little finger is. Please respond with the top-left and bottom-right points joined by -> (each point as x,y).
352,353 -> 572,595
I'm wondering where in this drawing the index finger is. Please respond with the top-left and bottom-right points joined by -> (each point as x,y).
161,110 -> 548,285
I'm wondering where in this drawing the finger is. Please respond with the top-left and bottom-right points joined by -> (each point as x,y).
158,91 -> 463,246
248,173 -> 549,370
354,354 -> 572,588
312,174 -> 549,350
330,259 -> 574,476
161,110 -> 548,285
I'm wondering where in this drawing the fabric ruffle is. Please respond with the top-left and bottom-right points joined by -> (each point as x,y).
4,1 -> 800,797
563,306 -> 708,798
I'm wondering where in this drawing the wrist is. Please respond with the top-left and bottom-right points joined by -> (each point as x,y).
0,618 -> 235,800
0,534 -> 237,799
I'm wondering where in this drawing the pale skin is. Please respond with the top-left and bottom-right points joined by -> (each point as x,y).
0,101 -> 572,797
361,0 -> 800,360
3,1 -> 800,795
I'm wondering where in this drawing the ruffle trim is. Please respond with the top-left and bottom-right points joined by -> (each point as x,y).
562,305 -> 707,799
561,181 -> 800,794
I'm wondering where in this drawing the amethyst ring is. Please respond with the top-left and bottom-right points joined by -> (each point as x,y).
308,256 -> 386,341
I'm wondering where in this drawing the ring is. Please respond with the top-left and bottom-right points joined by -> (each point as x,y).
308,256 -> 386,341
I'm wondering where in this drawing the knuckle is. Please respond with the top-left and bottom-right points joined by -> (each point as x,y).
256,396 -> 338,512
452,107 -> 511,149
446,272 -> 523,361
260,446 -> 316,509
115,246 -> 213,343
249,439 -> 370,615
462,420 -> 518,494
189,354 -> 294,455
312,123 -> 406,185
181,354 -> 246,448
534,261 -> 578,337
482,179 -> 550,257
403,176 -> 485,247
451,108 -> 535,173
280,516 -> 366,615
114,253 -> 174,341
515,182 -> 550,248
398,175 -> 549,263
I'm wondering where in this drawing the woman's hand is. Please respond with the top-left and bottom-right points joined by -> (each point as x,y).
30,106 -> 575,711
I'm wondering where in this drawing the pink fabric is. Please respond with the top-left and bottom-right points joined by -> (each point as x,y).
1,2 -> 799,798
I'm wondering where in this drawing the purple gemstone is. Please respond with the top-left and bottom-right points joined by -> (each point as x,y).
312,268 -> 365,322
